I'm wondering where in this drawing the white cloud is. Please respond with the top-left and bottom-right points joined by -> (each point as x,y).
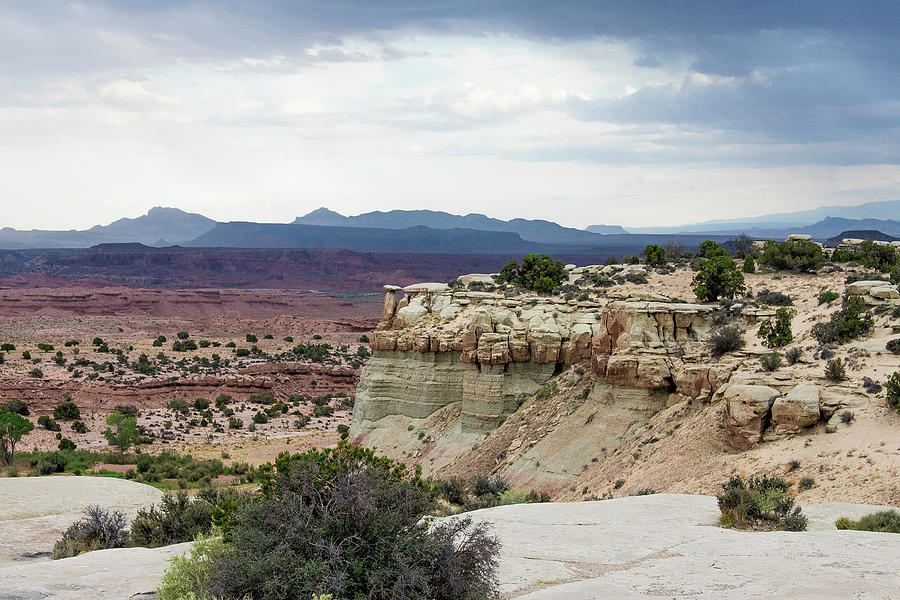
0,4 -> 896,231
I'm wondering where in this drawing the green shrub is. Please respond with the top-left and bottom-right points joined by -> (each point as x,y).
496,254 -> 566,294
825,358 -> 846,382
58,437 -> 76,451
245,334 -> 258,343
757,307 -> 795,348
758,239 -> 824,272
756,290 -> 793,306
228,417 -> 243,429
834,510 -> 900,533
760,352 -> 782,372
818,290 -> 840,305
0,342 -> 15,351
248,392 -> 275,405
717,475 -> 807,531
312,405 -> 334,418
697,240 -> 730,259
131,492 -> 214,548
741,255 -> 756,273
114,404 -> 140,418
472,473 -> 510,499
194,443 -> 501,600
5,400 -> 29,416
643,244 -> 666,267
435,477 -> 468,506
172,340 -> 198,352
29,368 -> 43,378
251,411 -> 268,424
53,400 -> 81,421
811,295 -> 873,344
193,398 -> 210,411
52,506 -> 129,559
168,398 -> 190,414
707,324 -> 745,357
71,420 -> 89,434
886,372 -> 900,413
692,254 -> 745,302
785,347 -> 802,365
157,534 -> 228,600
38,415 -> 61,431
886,339 -> 900,355
798,476 -> 815,491
831,240 -> 899,272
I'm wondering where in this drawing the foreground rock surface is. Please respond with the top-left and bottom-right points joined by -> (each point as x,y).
475,494 -> 900,599
2,492 -> 897,599
0,477 -> 163,568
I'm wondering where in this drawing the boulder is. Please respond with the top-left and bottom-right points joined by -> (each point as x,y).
771,385 -> 820,434
722,385 -> 780,450
870,285 -> 900,300
847,280 -> 888,295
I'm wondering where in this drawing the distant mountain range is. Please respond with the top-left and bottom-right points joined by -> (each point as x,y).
1,200 -> 899,252
293,208 -> 618,245
0,207 -> 216,249
628,199 -> 900,236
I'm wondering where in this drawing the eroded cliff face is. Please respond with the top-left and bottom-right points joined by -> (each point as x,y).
353,268 -> 900,503
351,284 -> 732,487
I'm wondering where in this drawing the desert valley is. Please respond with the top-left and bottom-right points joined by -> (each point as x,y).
3,2 -> 900,599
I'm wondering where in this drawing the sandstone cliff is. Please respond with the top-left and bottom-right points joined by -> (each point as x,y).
351,266 -> 900,503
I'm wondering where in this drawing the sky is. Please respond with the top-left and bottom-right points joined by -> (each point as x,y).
1,1 -> 898,230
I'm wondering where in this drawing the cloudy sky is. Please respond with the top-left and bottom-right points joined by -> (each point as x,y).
1,1 -> 898,230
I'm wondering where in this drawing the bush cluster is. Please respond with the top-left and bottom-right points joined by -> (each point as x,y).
130,492 -> 214,548
756,290 -> 793,306
707,324 -> 745,357
53,401 -> 81,421
810,295 -> 873,344
717,475 -> 807,531
757,307 -> 794,348
53,506 -> 129,559
191,444 -> 502,600
831,240 -> 899,272
835,510 -> 900,533
497,253 -> 566,294
758,239 -> 824,272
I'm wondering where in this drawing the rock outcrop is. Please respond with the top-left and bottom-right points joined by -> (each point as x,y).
721,385 -> 780,450
771,384 -> 821,434
355,284 -> 723,441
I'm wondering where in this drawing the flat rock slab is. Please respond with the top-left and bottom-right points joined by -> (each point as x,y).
0,542 -> 192,600
461,494 -> 900,599
0,476 -> 163,567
